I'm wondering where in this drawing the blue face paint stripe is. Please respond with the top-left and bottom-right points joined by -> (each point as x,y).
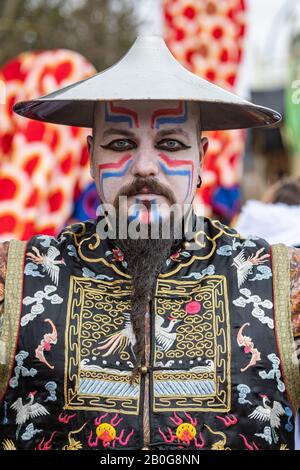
100,160 -> 132,188
150,199 -> 159,223
104,103 -> 134,128
159,161 -> 191,201
128,198 -> 161,223
128,198 -> 142,222
155,102 -> 188,129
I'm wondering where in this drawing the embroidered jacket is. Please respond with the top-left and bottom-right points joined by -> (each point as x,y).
0,216 -> 299,450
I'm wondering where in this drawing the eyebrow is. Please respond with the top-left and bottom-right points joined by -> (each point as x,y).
102,127 -> 190,139
102,128 -> 135,138
155,128 -> 190,139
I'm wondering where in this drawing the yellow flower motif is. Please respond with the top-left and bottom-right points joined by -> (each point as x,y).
176,422 -> 197,441
96,423 -> 117,442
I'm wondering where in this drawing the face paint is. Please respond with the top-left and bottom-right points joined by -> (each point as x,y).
128,198 -> 161,225
158,152 -> 194,202
91,100 -> 201,214
104,102 -> 139,128
98,153 -> 132,201
150,101 -> 188,129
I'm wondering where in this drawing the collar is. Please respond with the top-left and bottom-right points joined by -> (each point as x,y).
96,205 -> 199,269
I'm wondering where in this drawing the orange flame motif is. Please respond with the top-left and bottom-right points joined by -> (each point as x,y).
159,412 -> 205,448
35,431 -> 57,450
88,413 -> 134,449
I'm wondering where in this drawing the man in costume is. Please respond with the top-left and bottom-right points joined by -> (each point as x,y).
0,36 -> 299,450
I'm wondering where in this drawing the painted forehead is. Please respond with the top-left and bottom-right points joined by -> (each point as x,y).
96,100 -> 199,130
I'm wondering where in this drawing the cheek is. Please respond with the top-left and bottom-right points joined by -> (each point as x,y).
158,152 -> 195,202
97,153 -> 133,201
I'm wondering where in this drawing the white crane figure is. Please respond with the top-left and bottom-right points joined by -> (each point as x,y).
232,248 -> 270,288
10,391 -> 49,439
27,246 -> 66,286
155,315 -> 181,352
248,394 -> 285,443
96,312 -> 136,357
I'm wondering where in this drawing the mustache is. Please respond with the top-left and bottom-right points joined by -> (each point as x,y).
114,178 -> 176,206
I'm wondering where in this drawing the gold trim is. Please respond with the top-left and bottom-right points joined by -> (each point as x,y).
62,227 -> 130,279
0,240 -> 26,401
160,221 -> 244,278
153,276 -> 231,412
272,243 -> 300,412
64,276 -> 140,414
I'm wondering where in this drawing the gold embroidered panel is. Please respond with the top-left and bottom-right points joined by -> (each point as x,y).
153,276 -> 231,412
64,276 -> 141,415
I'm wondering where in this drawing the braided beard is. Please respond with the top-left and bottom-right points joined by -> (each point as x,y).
115,220 -> 182,382
112,176 -> 185,381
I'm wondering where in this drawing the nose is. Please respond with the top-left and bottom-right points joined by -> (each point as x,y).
129,147 -> 159,178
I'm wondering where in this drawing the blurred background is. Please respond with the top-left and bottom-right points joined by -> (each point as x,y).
1,0 -> 300,242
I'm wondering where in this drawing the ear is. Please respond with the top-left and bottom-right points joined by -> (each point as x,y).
87,135 -> 95,179
200,137 -> 209,163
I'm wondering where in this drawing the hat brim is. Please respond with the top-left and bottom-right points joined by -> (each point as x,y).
13,99 -> 281,131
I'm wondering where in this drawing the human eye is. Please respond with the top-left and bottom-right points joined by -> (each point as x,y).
156,139 -> 191,151
100,139 -> 136,152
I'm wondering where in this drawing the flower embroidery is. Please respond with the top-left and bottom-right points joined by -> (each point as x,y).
170,250 -> 181,261
166,249 -> 191,266
185,301 -> 201,315
112,248 -> 124,262
105,247 -> 127,269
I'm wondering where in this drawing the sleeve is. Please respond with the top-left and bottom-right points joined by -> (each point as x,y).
0,242 -> 9,328
0,241 -> 10,363
289,247 -> 300,372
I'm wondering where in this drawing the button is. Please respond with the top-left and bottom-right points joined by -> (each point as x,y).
140,365 -> 148,375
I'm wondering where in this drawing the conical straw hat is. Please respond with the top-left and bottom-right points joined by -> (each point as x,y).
13,35 -> 281,131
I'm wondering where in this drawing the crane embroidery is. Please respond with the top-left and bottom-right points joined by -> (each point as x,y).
248,394 -> 285,443
96,312 -> 136,358
10,391 -> 49,439
96,314 -> 181,358
155,315 -> 181,352
232,248 -> 270,288
27,246 -> 66,286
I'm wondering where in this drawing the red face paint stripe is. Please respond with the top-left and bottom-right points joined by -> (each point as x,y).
110,102 -> 139,128
159,152 -> 194,201
98,153 -> 132,170
159,152 -> 194,182
150,102 -> 184,128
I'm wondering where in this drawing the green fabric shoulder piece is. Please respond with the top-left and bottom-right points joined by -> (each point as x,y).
272,243 -> 300,413
0,240 -> 26,401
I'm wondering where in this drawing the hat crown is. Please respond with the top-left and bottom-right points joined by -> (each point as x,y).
115,34 -> 181,70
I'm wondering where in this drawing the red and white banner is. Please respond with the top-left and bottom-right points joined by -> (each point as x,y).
163,0 -> 247,221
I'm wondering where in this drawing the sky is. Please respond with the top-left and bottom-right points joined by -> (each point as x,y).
136,0 -> 300,96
